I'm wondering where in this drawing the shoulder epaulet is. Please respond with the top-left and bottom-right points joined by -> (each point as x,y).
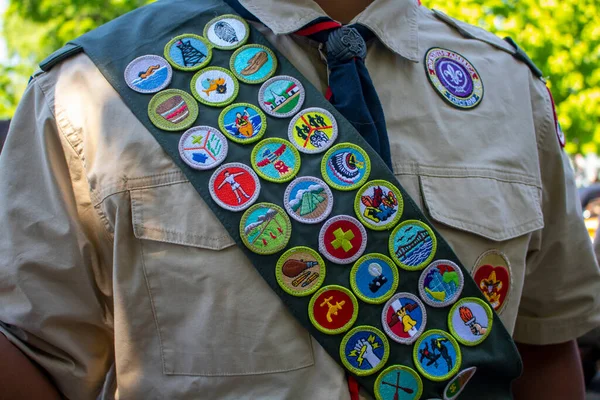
39,43 -> 83,72
502,37 -> 544,79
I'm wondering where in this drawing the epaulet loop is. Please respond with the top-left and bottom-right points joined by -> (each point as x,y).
503,37 -> 544,79
39,43 -> 83,72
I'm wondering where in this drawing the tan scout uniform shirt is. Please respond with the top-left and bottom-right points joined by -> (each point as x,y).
1,0 -> 600,399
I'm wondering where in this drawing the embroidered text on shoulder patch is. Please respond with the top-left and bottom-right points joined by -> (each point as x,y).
448,297 -> 493,346
251,138 -> 301,183
179,126 -> 228,170
191,66 -> 239,107
354,180 -> 404,231
374,365 -> 423,400
418,260 -> 464,308
389,220 -> 437,271
472,249 -> 512,314
340,326 -> 389,376
283,176 -> 333,224
322,143 -> 371,191
288,107 -> 338,153
276,246 -> 326,296
443,366 -> 477,400
209,162 -> 260,212
125,55 -> 172,94
319,215 -> 368,264
203,14 -> 249,50
309,285 -> 359,335
258,75 -> 305,118
413,329 -> 461,382
164,34 -> 212,71
240,203 -> 291,254
350,253 -> 399,304
148,89 -> 198,131
381,293 -> 427,345
230,44 -> 277,84
218,103 -> 267,144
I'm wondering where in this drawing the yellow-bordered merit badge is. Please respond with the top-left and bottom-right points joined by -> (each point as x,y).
414,330 -> 461,382
321,143 -> 371,191
309,285 -> 359,335
350,254 -> 399,305
418,260 -> 464,308
164,34 -> 212,71
389,220 -> 437,271
191,66 -> 239,107
209,162 -> 260,212
340,326 -> 390,376
374,365 -> 423,400
381,293 -> 427,345
251,138 -> 301,183
258,75 -> 305,118
448,297 -> 493,347
288,107 -> 338,154
125,55 -> 172,94
276,246 -> 326,296
230,44 -> 277,84
472,249 -> 512,314
218,103 -> 267,144
424,47 -> 483,110
319,215 -> 368,264
203,14 -> 250,50
240,203 -> 291,255
354,180 -> 404,231
443,366 -> 477,400
179,126 -> 228,170
148,89 -> 198,131
283,176 -> 333,224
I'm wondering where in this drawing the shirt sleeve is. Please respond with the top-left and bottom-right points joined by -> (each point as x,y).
0,74 -> 113,399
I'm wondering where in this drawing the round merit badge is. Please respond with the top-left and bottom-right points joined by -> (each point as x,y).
418,260 -> 464,308
288,107 -> 338,154
340,326 -> 389,376
321,143 -> 371,191
209,163 -> 260,212
283,176 -> 333,224
258,75 -> 305,118
309,285 -> 358,335
443,366 -> 477,400
381,293 -> 426,345
374,365 -> 423,400
179,126 -> 227,170
276,246 -> 326,296
472,249 -> 512,314
148,89 -> 198,131
203,14 -> 249,50
350,254 -> 399,304
230,44 -> 277,84
354,180 -> 404,231
425,47 -> 483,110
240,203 -> 291,255
413,329 -> 461,382
251,138 -> 301,183
218,103 -> 267,144
191,66 -> 239,107
448,297 -> 493,346
389,220 -> 437,271
124,55 -> 172,94
319,215 -> 367,265
164,34 -> 212,71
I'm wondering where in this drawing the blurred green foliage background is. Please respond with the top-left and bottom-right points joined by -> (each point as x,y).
1,0 -> 599,154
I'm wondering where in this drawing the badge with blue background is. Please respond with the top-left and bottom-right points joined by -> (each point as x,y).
350,254 -> 399,304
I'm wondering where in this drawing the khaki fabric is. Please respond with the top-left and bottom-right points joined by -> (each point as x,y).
1,0 -> 599,398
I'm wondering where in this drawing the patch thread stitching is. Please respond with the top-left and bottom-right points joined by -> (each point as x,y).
230,44 -> 278,84
164,34 -> 212,71
275,246 -> 326,297
239,202 -> 291,255
381,292 -> 427,345
147,89 -> 198,131
354,180 -> 404,231
339,325 -> 390,376
209,162 -> 261,212
448,297 -> 493,347
251,138 -> 301,183
287,107 -> 338,153
418,259 -> 464,308
388,220 -> 437,271
350,253 -> 399,305
413,329 -> 462,382
283,176 -> 334,224
258,75 -> 306,118
218,102 -> 267,144
203,14 -> 250,50
308,285 -> 359,335
190,66 -> 240,107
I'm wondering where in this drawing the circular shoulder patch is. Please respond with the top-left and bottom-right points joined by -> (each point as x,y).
164,34 -> 212,71
283,176 -> 333,224
218,103 -> 267,144
374,365 -> 423,400
258,75 -> 305,118
209,162 -> 260,212
354,180 -> 404,230
381,293 -> 427,345
230,44 -> 277,84
413,329 -> 461,382
340,326 -> 389,376
148,89 -> 198,131
448,297 -> 493,346
276,246 -> 326,296
191,66 -> 239,107
389,220 -> 437,271
321,143 -> 371,191
319,215 -> 367,264
418,260 -> 464,308
443,366 -> 477,400
240,203 -> 291,254
309,285 -> 359,335
125,55 -> 172,94
203,14 -> 249,50
350,253 -> 399,304
288,107 -> 338,153
472,249 -> 512,314
251,138 -> 301,183
424,47 -> 483,110
179,126 -> 228,170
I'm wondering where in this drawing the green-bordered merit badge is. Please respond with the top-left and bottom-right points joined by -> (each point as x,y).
164,34 -> 212,71
413,330 -> 461,382
418,260 -> 464,308
288,107 -> 338,154
209,162 -> 260,212
191,66 -> 239,107
443,366 -> 477,400
218,103 -> 266,144
258,75 -> 305,118
472,249 -> 512,314
230,44 -> 277,84
322,143 -> 371,191
148,89 -> 198,131
240,203 -> 291,254
448,297 -> 493,346
319,215 -> 368,264
309,285 -> 359,335
203,14 -> 249,50
251,138 -> 301,183
276,247 -> 326,297
179,126 -> 228,170
381,293 -> 427,345
374,365 -> 423,400
354,180 -> 403,230
350,254 -> 399,304
425,47 -> 483,110
125,55 -> 172,94
340,326 -> 389,376
283,176 -> 333,224
389,220 -> 437,271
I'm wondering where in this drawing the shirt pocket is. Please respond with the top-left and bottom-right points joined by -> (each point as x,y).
130,181 -> 315,376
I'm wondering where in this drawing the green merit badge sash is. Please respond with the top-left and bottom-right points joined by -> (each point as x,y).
40,0 -> 522,398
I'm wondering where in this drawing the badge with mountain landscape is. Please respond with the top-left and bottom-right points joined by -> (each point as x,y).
283,176 -> 333,224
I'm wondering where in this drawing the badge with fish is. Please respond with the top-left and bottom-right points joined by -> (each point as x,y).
124,55 -> 172,94
191,66 -> 239,107
148,89 -> 198,131
204,14 -> 250,50
276,246 -> 326,296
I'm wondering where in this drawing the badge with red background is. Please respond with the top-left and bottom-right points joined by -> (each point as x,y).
309,285 -> 358,335
472,250 -> 512,314
319,215 -> 367,264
